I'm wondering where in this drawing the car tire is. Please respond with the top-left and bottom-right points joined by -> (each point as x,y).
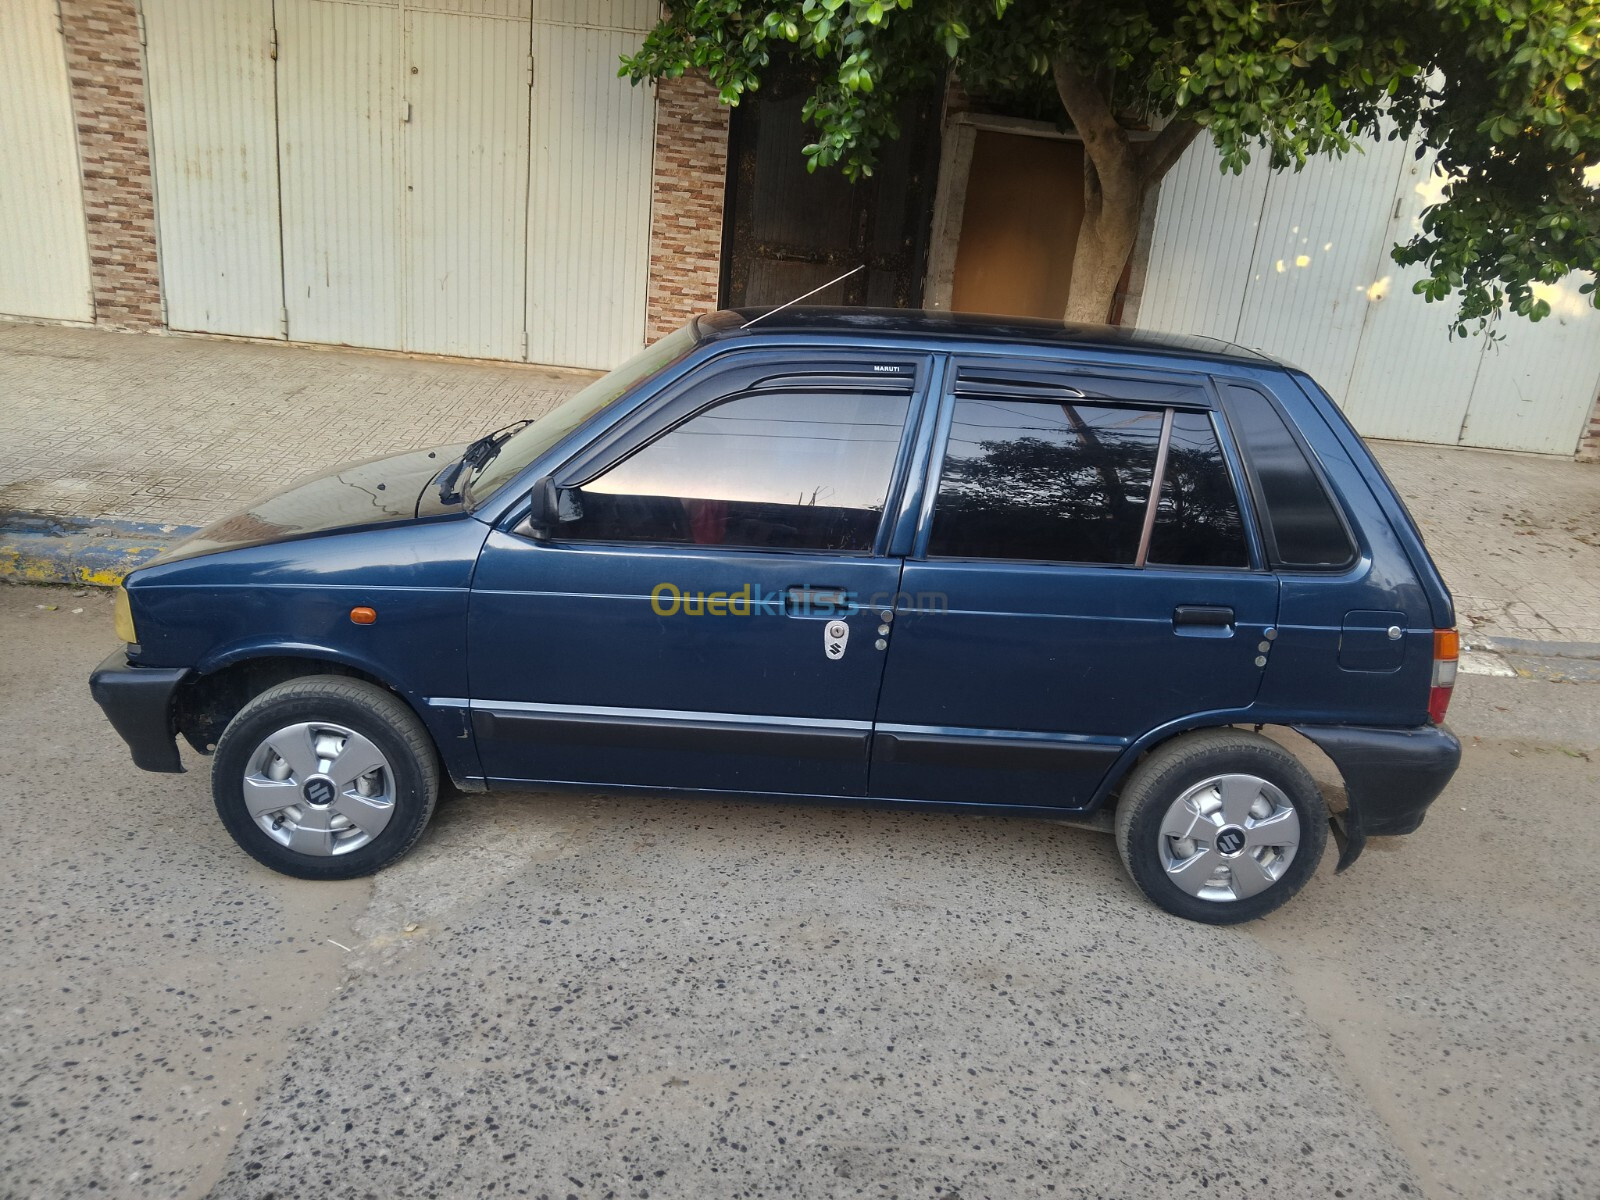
211,676 -> 440,880
1113,729 -> 1327,924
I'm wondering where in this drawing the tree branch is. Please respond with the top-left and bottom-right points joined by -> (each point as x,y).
1138,120 -> 1203,189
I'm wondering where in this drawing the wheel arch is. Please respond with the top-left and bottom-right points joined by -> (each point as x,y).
1089,715 -> 1337,816
1086,710 -> 1266,812
175,649 -> 485,793
175,651 -> 397,754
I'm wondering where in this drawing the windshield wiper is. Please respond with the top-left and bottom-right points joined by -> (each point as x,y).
436,419 -> 533,505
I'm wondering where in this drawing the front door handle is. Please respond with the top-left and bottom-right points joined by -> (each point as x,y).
1173,605 -> 1234,632
785,586 -> 851,617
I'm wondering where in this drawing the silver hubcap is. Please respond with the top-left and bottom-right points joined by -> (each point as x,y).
243,721 -> 395,856
1158,773 -> 1301,902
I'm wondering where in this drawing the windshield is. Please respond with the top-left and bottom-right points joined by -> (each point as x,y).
467,324 -> 699,505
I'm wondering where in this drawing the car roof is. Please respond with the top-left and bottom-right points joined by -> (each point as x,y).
695,307 -> 1280,369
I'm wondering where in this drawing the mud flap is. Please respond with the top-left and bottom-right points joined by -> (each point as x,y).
1328,808 -> 1365,873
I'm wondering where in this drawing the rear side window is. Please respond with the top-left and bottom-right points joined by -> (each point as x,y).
1147,410 -> 1249,568
560,390 -> 910,552
928,400 -> 1164,564
1223,384 -> 1356,569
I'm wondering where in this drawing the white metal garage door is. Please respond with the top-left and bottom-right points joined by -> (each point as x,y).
143,0 -> 658,370
0,0 -> 93,323
1138,135 -> 1600,456
527,1 -> 659,367
142,0 -> 283,338
276,0 -> 533,359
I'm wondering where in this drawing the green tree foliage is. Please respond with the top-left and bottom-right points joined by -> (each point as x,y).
623,0 -> 1598,331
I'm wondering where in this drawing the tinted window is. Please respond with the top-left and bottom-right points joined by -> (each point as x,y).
559,390 -> 910,552
1223,385 -> 1356,568
1147,410 -> 1249,568
928,399 -> 1163,564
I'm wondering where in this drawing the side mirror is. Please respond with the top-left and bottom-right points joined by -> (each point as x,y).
516,475 -> 561,540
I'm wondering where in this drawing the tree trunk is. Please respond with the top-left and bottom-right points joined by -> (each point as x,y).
1051,57 -> 1201,325
1065,185 -> 1142,324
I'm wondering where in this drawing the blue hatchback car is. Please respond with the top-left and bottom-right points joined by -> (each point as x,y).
90,309 -> 1461,923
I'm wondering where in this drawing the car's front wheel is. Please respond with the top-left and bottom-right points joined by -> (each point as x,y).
212,677 -> 439,880
1113,729 -> 1327,924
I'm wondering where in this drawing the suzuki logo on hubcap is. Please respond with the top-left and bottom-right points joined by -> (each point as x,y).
302,776 -> 336,807
1215,825 -> 1247,856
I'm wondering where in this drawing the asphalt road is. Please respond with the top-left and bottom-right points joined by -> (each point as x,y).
2,584 -> 1595,1200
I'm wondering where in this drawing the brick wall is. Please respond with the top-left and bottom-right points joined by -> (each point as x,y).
645,74 -> 731,343
1579,389 -> 1600,462
58,0 -> 162,330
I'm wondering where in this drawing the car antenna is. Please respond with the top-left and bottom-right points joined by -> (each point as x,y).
740,264 -> 866,329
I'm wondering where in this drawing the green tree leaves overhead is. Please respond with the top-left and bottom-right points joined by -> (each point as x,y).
623,0 -> 1598,332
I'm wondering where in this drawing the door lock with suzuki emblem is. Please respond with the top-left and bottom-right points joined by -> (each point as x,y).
824,620 -> 849,660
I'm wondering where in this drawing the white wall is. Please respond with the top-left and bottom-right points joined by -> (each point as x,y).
0,0 -> 93,323
1139,134 -> 1600,455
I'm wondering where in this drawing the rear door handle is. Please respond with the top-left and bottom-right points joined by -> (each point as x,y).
1173,605 -> 1234,631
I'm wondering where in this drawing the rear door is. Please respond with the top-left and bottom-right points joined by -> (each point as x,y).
468,352 -> 933,798
869,359 -> 1279,809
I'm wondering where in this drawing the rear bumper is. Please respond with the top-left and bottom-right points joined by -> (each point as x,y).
1293,722 -> 1461,870
88,648 -> 192,773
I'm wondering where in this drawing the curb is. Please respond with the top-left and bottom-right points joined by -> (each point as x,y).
0,512 -> 199,588
1461,634 -> 1600,685
1468,634 -> 1600,663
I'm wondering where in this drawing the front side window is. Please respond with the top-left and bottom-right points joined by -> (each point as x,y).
557,390 -> 911,552
928,400 -> 1164,564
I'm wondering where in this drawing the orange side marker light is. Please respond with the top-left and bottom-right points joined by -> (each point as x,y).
350,606 -> 378,625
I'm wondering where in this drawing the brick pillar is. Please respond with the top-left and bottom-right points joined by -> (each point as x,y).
646,74 -> 731,342
58,0 -> 163,330
1578,388 -> 1600,462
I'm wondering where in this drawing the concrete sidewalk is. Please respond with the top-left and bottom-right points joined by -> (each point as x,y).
0,320 -> 589,584
3,320 -> 1598,651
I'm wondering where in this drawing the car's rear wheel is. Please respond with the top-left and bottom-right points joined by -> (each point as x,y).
1113,729 -> 1327,924
212,677 -> 439,880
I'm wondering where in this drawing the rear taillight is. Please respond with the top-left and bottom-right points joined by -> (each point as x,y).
1429,628 -> 1459,724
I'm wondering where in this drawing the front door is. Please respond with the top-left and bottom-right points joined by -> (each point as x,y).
870,360 -> 1279,810
468,355 -> 932,797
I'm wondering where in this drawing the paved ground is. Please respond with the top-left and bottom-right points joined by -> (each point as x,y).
2,584 -> 1596,1199
0,322 -> 586,530
1372,440 -> 1600,646
3,321 -> 1597,646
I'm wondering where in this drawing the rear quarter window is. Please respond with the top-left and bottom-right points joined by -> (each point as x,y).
1221,383 -> 1356,570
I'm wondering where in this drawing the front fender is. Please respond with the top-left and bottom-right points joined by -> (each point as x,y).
184,640 -> 481,789
196,636 -> 402,682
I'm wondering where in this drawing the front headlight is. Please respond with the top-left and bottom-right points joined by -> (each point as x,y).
112,585 -> 138,645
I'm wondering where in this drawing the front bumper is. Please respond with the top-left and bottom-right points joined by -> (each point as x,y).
1294,722 -> 1462,871
88,648 -> 192,773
